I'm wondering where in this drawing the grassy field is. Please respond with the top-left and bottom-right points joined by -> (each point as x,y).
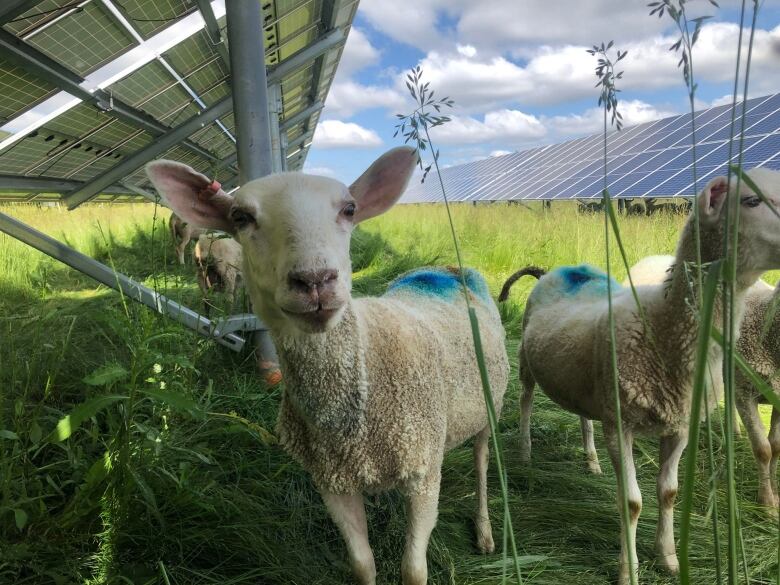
1,200 -> 779,585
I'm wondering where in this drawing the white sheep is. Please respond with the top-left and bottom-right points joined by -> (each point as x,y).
734,279 -> 780,512
146,147 -> 510,585
626,254 -> 780,513
193,233 -> 243,301
169,212 -> 206,265
500,168 -> 780,584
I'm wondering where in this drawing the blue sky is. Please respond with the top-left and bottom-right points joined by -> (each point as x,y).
304,0 -> 780,183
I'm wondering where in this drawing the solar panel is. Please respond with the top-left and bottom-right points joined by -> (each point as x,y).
0,0 -> 358,202
402,92 -> 780,203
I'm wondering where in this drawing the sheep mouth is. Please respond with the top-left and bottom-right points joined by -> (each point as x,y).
282,305 -> 342,329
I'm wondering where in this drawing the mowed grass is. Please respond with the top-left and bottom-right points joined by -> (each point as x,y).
1,200 -> 779,585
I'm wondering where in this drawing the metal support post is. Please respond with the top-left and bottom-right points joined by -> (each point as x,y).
225,0 -> 279,377
267,83 -> 284,173
280,133 -> 289,172
0,211 -> 264,351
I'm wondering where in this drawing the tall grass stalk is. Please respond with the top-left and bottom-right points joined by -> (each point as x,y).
713,0 -> 751,578
679,261 -> 722,583
644,2 -> 765,583
587,41 -> 638,585
396,66 -> 523,584
723,4 -> 760,581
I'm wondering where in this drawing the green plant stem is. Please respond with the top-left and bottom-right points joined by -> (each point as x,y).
422,120 -> 523,584
675,10 -> 704,304
680,261 -> 722,584
703,379 -> 724,585
724,3 -> 759,582
600,99 -> 636,585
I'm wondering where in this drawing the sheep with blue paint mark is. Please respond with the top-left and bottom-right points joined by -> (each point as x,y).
626,250 -> 780,516
145,147 -> 509,585
501,169 -> 780,584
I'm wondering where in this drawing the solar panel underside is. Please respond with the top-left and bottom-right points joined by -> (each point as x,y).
0,0 -> 356,202
401,92 -> 780,203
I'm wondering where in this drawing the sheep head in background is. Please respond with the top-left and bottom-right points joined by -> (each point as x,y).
147,147 -> 416,336
146,147 -> 510,585
725,168 -> 780,279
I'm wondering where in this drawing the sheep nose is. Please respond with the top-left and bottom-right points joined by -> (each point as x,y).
288,269 -> 338,293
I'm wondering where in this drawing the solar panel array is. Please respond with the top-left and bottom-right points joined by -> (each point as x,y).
0,0 -> 356,203
401,92 -> 780,203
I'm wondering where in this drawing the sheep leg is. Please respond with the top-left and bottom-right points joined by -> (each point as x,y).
224,269 -> 237,303
732,401 -> 742,438
655,431 -> 686,574
580,417 -> 602,474
736,394 -> 777,511
177,233 -> 189,265
474,426 -> 495,554
402,487 -> 440,585
518,351 -> 535,462
321,491 -> 376,585
605,425 -> 640,585
768,408 -> 780,508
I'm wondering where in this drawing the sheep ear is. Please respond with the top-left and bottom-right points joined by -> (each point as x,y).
146,160 -> 235,234
699,175 -> 729,225
349,146 -> 417,223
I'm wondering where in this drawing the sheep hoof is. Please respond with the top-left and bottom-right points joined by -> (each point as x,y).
658,552 -> 679,575
519,444 -> 531,463
762,501 -> 779,520
618,566 -> 640,585
587,462 -> 603,475
476,528 -> 495,554
758,490 -> 778,514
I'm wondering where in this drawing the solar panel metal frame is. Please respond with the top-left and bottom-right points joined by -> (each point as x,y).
0,0 -> 356,202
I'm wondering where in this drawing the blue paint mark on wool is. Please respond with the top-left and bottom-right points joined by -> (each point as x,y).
386,267 -> 491,303
556,264 -> 621,296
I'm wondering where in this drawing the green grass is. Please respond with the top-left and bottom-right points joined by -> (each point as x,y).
1,200 -> 778,585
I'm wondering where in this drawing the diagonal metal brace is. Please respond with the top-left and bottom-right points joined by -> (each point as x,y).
209,314 -> 264,338
0,211 -> 267,352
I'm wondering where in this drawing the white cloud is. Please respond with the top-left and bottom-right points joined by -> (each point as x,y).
358,0 -> 452,52
617,23 -> 780,93
457,44 -> 477,57
547,100 -> 678,137
304,165 -> 339,178
391,22 -> 780,114
429,109 -> 547,144
337,27 -> 381,77
324,80 -> 406,118
408,52 -> 539,111
456,0 -> 669,55
490,149 -> 512,157
312,120 -> 383,148
359,0 -> 670,55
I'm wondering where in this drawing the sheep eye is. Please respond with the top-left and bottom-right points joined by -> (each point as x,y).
231,208 -> 256,229
341,202 -> 356,218
741,196 -> 761,208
